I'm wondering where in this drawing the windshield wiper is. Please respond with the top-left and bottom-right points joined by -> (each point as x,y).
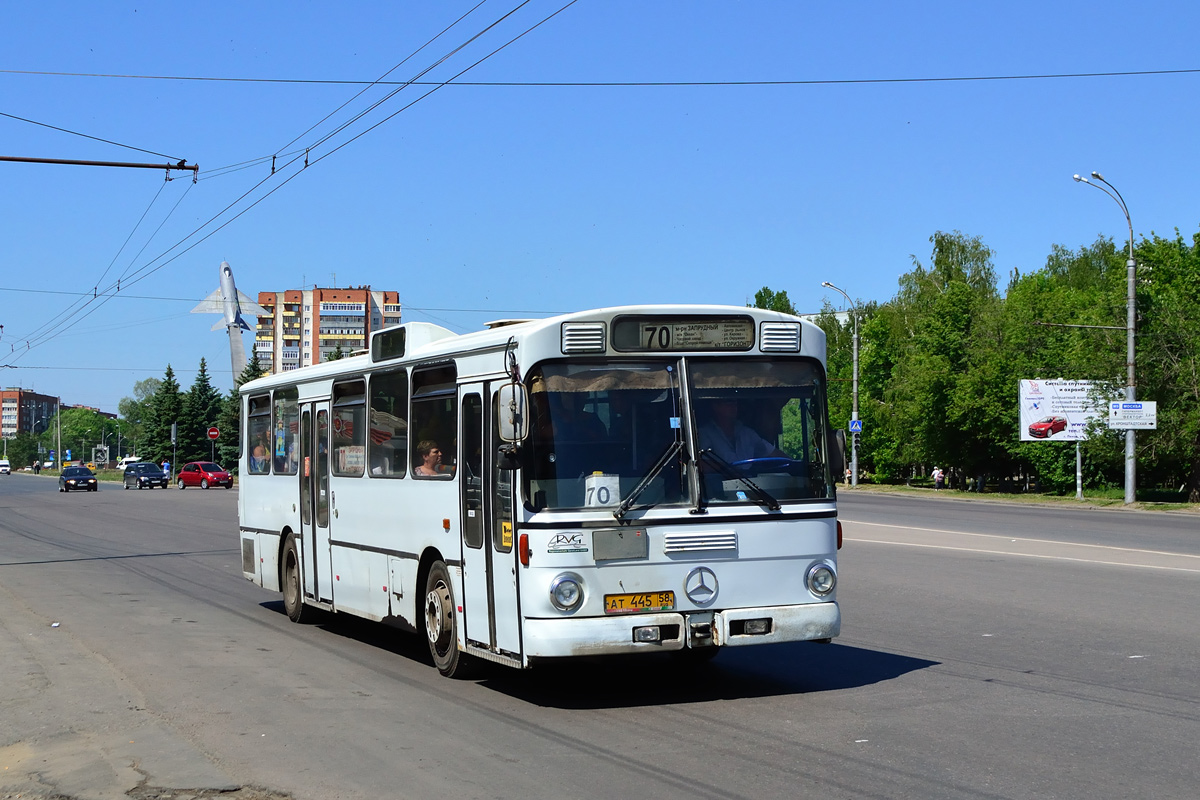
696,448 -> 781,512
613,439 -> 683,521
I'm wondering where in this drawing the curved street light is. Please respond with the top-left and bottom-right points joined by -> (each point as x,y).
1072,171 -> 1137,504
821,281 -> 859,487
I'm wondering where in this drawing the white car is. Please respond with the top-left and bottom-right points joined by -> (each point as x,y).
0,459 -> 10,475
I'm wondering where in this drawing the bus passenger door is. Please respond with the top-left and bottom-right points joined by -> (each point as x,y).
489,384 -> 520,656
459,385 -> 521,658
460,392 -> 490,648
300,401 -> 334,603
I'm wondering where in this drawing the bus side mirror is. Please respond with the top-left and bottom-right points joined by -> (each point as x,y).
827,429 -> 847,480
498,383 -> 529,443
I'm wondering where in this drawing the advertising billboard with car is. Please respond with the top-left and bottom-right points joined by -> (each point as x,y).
1019,380 -> 1107,442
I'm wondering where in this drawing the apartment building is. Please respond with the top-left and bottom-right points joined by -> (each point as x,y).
1,388 -> 60,438
254,286 -> 401,373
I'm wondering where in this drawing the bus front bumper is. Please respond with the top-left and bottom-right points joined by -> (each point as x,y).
524,601 -> 840,658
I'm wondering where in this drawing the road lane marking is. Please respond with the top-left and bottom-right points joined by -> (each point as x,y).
845,538 -> 1200,573
843,520 -> 1200,559
842,520 -> 1200,573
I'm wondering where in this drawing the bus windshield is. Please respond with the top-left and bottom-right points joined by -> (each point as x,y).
689,359 -> 833,506
522,358 -> 832,511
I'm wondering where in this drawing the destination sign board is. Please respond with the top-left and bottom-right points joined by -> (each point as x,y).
612,317 -> 754,352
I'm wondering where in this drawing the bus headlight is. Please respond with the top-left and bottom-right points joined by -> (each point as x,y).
807,563 -> 836,596
549,573 -> 584,611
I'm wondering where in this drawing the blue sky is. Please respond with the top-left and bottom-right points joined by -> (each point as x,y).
2,1 -> 1198,412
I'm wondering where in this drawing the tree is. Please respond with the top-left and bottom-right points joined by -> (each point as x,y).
40,407 -> 110,465
880,231 -> 1002,482
4,431 -> 41,470
325,344 -> 346,361
118,377 -> 160,459
1001,238 -> 1128,492
144,365 -> 182,467
179,358 -> 223,463
1129,230 -> 1200,500
750,287 -> 797,315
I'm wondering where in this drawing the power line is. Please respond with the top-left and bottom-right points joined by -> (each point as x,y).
2,66 -> 1197,87
0,286 -> 567,315
273,0 -> 492,156
1,2 -> 577,364
0,111 -> 183,160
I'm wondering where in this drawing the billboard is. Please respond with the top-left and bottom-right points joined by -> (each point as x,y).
1019,379 -> 1107,442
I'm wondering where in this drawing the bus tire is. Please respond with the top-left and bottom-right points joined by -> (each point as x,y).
423,560 -> 475,678
282,536 -> 314,624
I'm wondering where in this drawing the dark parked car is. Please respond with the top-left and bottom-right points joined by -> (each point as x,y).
59,465 -> 98,492
1028,415 -> 1069,438
177,461 -> 233,489
124,461 -> 168,489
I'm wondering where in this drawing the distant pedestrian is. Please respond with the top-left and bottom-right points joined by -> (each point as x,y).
33,461 -> 41,475
933,466 -> 945,491
162,459 -> 171,478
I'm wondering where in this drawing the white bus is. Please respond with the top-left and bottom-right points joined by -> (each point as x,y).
238,305 -> 845,676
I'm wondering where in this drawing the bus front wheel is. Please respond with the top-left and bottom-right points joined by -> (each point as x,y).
423,560 -> 474,678
282,537 -> 314,623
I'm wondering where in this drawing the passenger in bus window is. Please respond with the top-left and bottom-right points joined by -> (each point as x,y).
414,440 -> 450,477
250,444 -> 268,473
697,399 -> 784,462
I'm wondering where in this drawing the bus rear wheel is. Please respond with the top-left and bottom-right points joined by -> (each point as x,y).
282,536 -> 314,623
423,560 -> 475,678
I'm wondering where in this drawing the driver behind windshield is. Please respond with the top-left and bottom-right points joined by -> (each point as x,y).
697,398 -> 785,463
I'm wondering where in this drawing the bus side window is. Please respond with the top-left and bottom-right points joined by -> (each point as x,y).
247,395 -> 272,475
411,364 -> 458,479
273,387 -> 299,475
368,370 -> 408,478
332,380 -> 366,478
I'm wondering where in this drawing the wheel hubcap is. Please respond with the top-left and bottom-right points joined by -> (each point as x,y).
425,581 -> 452,648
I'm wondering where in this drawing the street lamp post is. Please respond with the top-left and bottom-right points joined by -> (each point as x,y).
821,281 -> 859,487
1073,171 -> 1137,505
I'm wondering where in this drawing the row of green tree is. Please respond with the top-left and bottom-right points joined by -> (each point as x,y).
7,355 -> 265,474
758,227 -> 1200,501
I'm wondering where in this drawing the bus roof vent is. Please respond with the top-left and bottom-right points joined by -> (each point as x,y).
485,319 -> 534,329
759,321 -> 801,352
561,321 -> 606,354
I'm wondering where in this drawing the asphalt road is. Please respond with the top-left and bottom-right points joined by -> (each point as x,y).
1,475 -> 1197,800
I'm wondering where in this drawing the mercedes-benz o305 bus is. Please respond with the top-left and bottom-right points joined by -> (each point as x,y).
238,305 -> 845,677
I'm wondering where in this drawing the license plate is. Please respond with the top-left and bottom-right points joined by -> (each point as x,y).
603,591 -> 675,615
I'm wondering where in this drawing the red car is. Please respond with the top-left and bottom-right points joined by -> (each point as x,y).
1028,415 -> 1068,438
177,461 -> 233,489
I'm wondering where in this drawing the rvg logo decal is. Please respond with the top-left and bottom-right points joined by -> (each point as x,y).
547,533 -> 588,554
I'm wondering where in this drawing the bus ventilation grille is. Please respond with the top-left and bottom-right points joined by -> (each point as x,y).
759,322 -> 801,352
663,532 -> 738,553
561,322 -> 606,353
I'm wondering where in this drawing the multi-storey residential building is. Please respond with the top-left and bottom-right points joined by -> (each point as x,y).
1,388 -> 59,438
254,287 -> 401,374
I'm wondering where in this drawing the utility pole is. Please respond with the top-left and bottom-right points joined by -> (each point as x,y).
822,281 -> 860,486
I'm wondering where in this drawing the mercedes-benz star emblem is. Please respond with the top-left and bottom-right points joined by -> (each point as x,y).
685,566 -> 718,606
